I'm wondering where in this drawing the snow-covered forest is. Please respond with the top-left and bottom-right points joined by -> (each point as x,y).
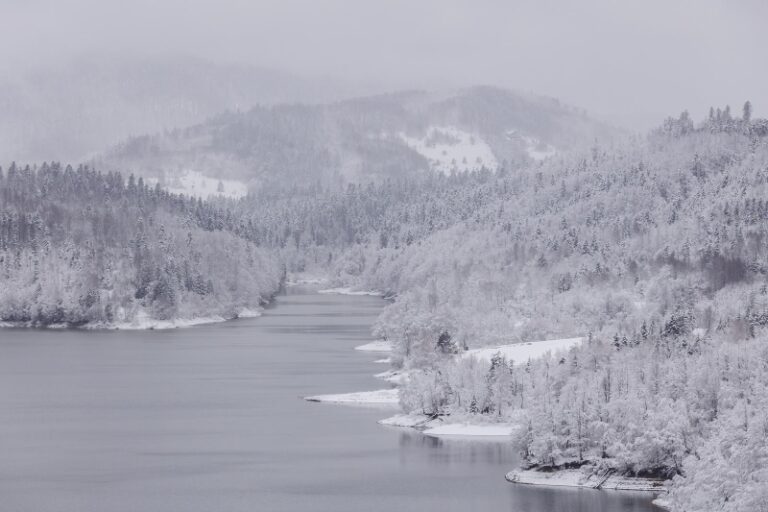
3,101 -> 768,510
0,163 -> 281,326
232,104 -> 768,511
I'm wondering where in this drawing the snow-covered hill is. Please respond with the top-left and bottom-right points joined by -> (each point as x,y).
100,87 -> 615,189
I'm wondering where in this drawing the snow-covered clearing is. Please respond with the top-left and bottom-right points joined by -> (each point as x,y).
305,389 -> 399,405
506,468 -> 667,492
354,340 -> 393,352
400,126 -> 498,174
147,170 -> 248,199
318,287 -> 383,296
463,337 -> 583,365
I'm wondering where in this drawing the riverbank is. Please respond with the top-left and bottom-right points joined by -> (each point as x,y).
506,466 -> 668,493
380,413 -> 519,437
0,306 -> 264,331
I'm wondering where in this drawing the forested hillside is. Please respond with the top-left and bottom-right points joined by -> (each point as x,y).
0,163 -> 281,327
237,104 -> 768,511
101,87 -> 613,191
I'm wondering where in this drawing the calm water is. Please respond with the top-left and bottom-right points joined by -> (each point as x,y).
0,287 -> 658,511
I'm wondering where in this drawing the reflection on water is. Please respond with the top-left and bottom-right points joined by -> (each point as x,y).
0,287 -> 659,512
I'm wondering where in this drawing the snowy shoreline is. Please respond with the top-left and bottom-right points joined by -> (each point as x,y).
318,287 -> 384,297
380,413 -> 519,437
0,307 -> 264,331
305,388 -> 399,406
505,467 -> 668,493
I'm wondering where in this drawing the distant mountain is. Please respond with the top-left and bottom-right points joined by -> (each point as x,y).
99,87 -> 617,195
0,54 -> 350,164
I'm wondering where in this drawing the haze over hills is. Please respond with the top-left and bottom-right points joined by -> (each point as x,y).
99,86 -> 617,194
0,54 -> 354,164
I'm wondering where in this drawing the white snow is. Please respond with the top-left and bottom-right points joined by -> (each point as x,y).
400,126 -> 498,174
423,423 -> 517,437
236,308 -> 263,318
285,273 -> 330,286
147,170 -> 248,199
379,413 -> 432,428
318,287 -> 383,297
463,337 -> 582,365
305,388 -> 399,405
104,313 -> 228,330
506,468 -> 667,492
375,369 -> 409,385
380,414 -> 518,437
354,340 -> 393,352
373,358 -> 392,364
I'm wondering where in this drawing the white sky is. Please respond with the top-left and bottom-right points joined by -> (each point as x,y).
1,0 -> 765,129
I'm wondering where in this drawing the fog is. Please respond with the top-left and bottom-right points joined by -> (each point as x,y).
1,0 -> 765,129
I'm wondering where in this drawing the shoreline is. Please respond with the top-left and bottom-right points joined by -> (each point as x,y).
0,306 -> 264,331
505,467 -> 668,494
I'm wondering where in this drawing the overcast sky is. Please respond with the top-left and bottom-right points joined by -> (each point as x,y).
1,0 -> 765,129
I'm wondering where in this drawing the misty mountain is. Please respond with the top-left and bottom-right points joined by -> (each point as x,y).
0,54 -> 349,164
99,87 -> 617,194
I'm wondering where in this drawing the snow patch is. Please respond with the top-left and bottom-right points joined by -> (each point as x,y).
506,468 -> 667,492
236,308 -> 263,319
400,126 -> 498,174
424,423 -> 517,437
104,313 -> 228,330
373,358 -> 392,364
355,340 -> 393,352
318,287 -> 383,297
286,273 -> 330,286
379,413 -> 432,428
463,337 -> 582,365
147,170 -> 248,199
305,388 -> 399,405
375,369 -> 409,385
380,414 -> 517,437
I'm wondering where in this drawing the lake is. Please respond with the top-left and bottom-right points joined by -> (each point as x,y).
0,286 -> 659,511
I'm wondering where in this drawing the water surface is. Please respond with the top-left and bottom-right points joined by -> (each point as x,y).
0,287 -> 658,511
